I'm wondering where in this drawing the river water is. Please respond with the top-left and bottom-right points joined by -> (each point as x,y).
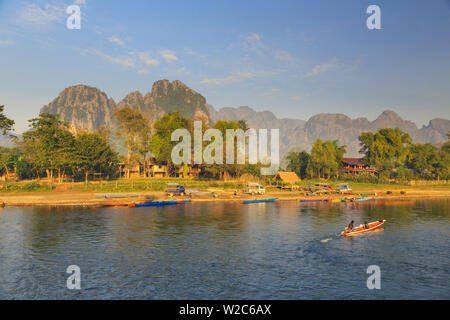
0,199 -> 449,299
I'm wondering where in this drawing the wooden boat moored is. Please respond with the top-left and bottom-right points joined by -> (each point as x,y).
299,199 -> 331,203
242,198 -> 278,204
353,197 -> 373,202
129,200 -> 178,208
128,199 -> 192,208
176,200 -> 192,204
97,201 -> 131,207
94,193 -> 141,198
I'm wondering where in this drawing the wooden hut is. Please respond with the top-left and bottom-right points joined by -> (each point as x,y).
147,157 -> 168,178
177,164 -> 202,178
339,158 -> 377,175
273,171 -> 300,184
119,158 -> 169,178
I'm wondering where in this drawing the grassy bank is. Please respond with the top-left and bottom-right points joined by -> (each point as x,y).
1,178 -> 449,194
0,178 -> 249,193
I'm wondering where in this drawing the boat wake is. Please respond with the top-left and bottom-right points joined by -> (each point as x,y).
320,238 -> 333,243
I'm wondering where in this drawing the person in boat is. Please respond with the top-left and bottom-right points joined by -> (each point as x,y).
345,220 -> 355,232
364,221 -> 369,229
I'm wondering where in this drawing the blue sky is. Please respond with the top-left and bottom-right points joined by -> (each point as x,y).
0,0 -> 450,133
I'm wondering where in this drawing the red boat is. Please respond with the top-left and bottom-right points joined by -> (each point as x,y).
97,201 -> 131,207
341,220 -> 386,236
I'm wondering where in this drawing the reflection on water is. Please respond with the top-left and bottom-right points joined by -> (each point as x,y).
0,199 -> 449,299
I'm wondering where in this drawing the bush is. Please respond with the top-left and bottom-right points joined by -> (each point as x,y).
22,182 -> 44,191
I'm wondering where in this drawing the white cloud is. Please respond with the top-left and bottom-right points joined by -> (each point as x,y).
108,36 -> 126,48
184,48 -> 205,58
18,3 -> 65,25
201,69 -> 277,86
246,33 -> 262,42
184,48 -> 196,55
0,40 -> 13,46
129,52 -> 160,67
74,0 -> 86,4
83,49 -> 163,74
169,67 -> 191,77
241,33 -> 296,66
201,71 -> 256,85
307,59 -> 340,76
262,88 -> 280,96
291,93 -> 312,101
88,49 -> 136,68
242,33 -> 266,56
135,52 -> 160,67
275,50 -> 294,62
160,50 -> 178,63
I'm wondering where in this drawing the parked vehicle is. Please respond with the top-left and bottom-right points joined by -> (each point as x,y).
335,184 -> 352,193
314,183 -> 333,191
166,184 -> 186,196
277,184 -> 301,191
244,183 -> 266,195
311,183 -> 333,194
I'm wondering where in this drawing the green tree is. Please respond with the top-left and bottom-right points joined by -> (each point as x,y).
309,139 -> 346,179
210,120 -> 251,178
359,128 -> 412,176
150,111 -> 189,172
74,132 -> 119,183
22,113 -> 76,184
0,147 -> 33,180
0,147 -> 16,179
96,125 -> 111,143
435,134 -> 450,180
0,105 -> 14,136
113,107 -> 152,163
286,151 -> 311,179
405,143 -> 439,178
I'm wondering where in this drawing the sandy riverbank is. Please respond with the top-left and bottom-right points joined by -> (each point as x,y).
0,187 -> 449,206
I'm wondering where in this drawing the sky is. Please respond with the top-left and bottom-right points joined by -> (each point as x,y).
0,0 -> 450,133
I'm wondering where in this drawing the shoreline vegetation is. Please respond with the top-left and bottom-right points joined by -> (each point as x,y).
0,179 -> 448,206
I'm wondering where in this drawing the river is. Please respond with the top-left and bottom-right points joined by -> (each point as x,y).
0,199 -> 449,299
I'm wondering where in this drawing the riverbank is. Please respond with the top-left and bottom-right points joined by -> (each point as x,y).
1,185 -> 449,206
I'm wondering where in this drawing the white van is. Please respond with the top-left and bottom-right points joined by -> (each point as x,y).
244,183 -> 266,195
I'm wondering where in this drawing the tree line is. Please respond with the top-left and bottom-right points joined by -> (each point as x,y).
0,108 -> 118,184
1,104 -> 448,183
0,105 -> 262,182
286,128 -> 450,181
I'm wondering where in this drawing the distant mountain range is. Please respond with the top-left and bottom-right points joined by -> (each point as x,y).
40,80 -> 209,133
37,80 -> 449,158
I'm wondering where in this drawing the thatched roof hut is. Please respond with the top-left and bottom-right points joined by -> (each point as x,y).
273,171 -> 300,183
